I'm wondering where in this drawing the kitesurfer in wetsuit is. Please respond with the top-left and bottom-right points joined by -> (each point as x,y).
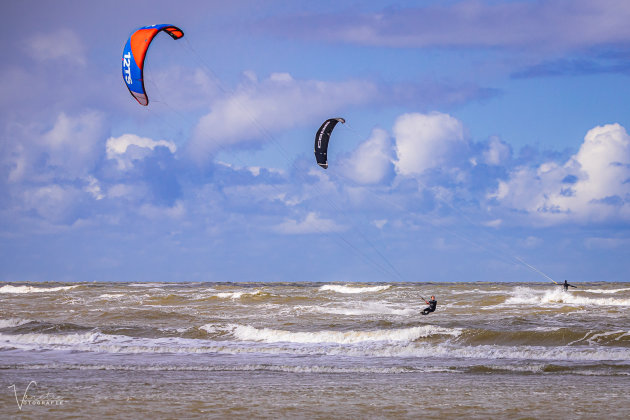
561,280 -> 576,291
421,296 -> 437,315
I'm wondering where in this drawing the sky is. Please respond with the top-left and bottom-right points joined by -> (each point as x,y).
1,0 -> 630,283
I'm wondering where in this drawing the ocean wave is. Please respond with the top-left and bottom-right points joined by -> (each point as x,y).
314,302 -> 416,316
229,324 -> 460,344
214,290 -> 267,299
127,283 -> 165,288
319,284 -> 391,294
0,318 -> 32,329
567,330 -> 630,346
457,327 -> 630,347
581,288 -> 630,294
466,362 -> 630,376
0,331 -> 101,349
3,329 -> 630,363
420,343 -> 630,362
98,293 -> 125,299
504,288 -> 630,306
0,285 -> 80,294
0,362 -> 418,374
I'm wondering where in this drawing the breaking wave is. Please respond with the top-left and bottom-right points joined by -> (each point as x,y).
2,329 -> 630,363
581,288 -> 630,294
319,284 -> 391,294
228,324 -> 460,344
0,285 -> 80,294
0,318 -> 32,329
504,288 -> 630,306
214,290 -> 267,299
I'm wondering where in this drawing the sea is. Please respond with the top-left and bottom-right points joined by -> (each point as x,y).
1,281 -> 629,419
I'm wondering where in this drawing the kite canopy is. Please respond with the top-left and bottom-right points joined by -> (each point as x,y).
314,118 -> 345,169
122,24 -> 184,106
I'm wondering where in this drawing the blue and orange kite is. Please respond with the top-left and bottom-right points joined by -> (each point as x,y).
122,24 -> 184,106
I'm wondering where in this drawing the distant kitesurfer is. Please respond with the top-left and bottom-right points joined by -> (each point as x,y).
421,296 -> 437,315
561,280 -> 576,291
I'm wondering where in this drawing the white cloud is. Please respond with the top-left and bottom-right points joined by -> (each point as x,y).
42,112 -> 104,175
5,111 -> 104,182
107,183 -> 145,200
26,29 -> 86,66
138,201 -> 186,220
216,160 -> 284,177
146,67 -> 220,110
273,212 -> 347,234
483,136 -> 511,166
372,219 -> 388,229
340,128 -> 394,184
21,184 -> 83,224
490,123 -> 630,224
393,112 -> 466,176
84,176 -> 104,200
482,219 -> 502,228
188,72 -> 378,162
106,134 -> 176,170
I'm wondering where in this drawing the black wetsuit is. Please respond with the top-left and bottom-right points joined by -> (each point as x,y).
562,280 -> 576,291
421,299 -> 437,315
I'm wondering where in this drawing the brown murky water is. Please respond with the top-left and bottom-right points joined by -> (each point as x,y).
1,281 -> 629,418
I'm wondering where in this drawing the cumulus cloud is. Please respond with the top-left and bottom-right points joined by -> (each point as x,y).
84,176 -> 104,200
20,184 -> 85,224
273,212 -> 347,234
138,200 -> 186,220
490,123 -> 630,224
188,72 -> 378,162
42,112 -> 104,173
482,136 -> 512,166
106,134 -> 177,170
340,128 -> 394,184
5,111 -> 104,182
393,112 -> 466,176
143,67 -> 221,110
26,29 -> 87,66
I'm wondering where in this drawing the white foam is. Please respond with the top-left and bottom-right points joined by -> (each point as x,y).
128,283 -> 164,288
3,329 -> 630,364
215,290 -> 265,299
319,284 -> 391,294
230,324 -> 460,344
0,331 -> 101,348
0,318 -> 31,329
454,288 -> 504,295
2,362 -> 418,374
315,302 -> 416,316
98,293 -> 125,299
0,285 -> 79,294
581,288 -> 630,294
200,324 -> 221,335
427,343 -> 630,362
476,363 -> 547,373
567,330 -> 630,346
504,287 -> 630,306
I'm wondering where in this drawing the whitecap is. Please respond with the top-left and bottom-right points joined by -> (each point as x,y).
0,318 -> 31,329
319,284 -> 391,294
230,324 -> 460,344
504,287 -> 630,306
0,285 -> 79,294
